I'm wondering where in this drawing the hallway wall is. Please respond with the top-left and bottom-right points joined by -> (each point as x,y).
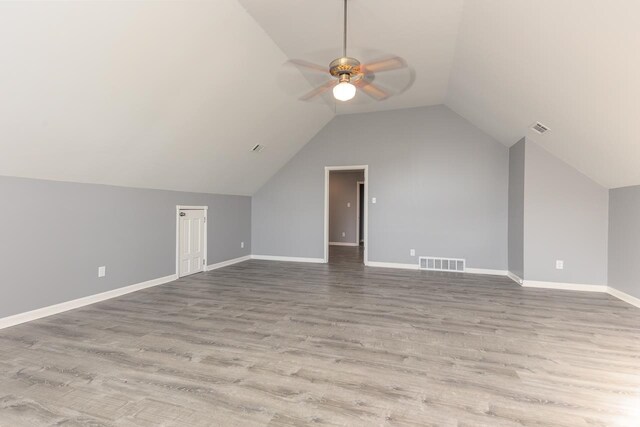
329,171 -> 364,245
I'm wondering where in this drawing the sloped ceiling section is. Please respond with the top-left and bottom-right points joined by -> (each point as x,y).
0,0 -> 332,195
2,0 -> 638,193
446,0 -> 640,189
239,0 -> 464,115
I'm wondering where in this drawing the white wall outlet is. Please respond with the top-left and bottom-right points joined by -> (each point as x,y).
556,260 -> 564,270
372,197 -> 377,204
342,231 -> 346,237
98,266 -> 106,278
241,241 -> 244,249
347,202 -> 351,208
410,249 -> 416,256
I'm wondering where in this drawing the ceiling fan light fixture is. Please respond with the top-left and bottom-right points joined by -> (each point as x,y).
293,0 -> 405,103
333,81 -> 356,101
333,74 -> 356,101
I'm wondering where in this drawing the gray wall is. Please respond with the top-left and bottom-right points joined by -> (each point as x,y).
608,185 -> 640,298
329,171 -> 364,244
252,105 -> 509,269
0,175 -> 251,318
523,140 -> 608,285
508,138 -> 525,278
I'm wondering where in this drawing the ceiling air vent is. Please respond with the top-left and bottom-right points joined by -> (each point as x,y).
419,256 -> 465,272
251,144 -> 265,152
531,122 -> 550,135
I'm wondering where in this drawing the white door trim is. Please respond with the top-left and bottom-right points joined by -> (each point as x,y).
324,165 -> 368,264
356,180 -> 364,245
176,205 -> 208,277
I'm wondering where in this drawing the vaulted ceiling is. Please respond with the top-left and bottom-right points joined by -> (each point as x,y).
2,0 -> 638,193
446,0 -> 640,189
239,0 -> 464,115
0,0 -> 332,195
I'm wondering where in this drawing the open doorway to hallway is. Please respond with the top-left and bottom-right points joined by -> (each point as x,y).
357,180 -> 365,246
324,166 -> 368,264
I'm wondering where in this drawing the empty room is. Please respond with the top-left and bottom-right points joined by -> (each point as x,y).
1,1 -> 639,426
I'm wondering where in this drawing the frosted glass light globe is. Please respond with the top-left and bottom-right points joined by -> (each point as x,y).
333,81 -> 356,101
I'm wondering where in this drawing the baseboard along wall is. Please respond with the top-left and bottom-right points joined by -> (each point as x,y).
607,286 -> 640,308
363,263 -> 639,308
365,261 -> 419,270
250,255 -> 325,263
206,255 -> 251,271
366,260 -> 507,277
507,271 -> 524,285
2,255 -> 639,330
0,273 -> 177,330
509,272 -> 640,309
1,255 -> 253,330
521,280 -> 607,292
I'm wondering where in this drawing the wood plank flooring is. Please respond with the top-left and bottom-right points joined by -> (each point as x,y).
1,246 -> 639,426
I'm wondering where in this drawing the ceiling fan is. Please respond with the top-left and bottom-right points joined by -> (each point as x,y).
290,0 -> 409,102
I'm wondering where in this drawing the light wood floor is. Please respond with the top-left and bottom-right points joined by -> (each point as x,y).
1,246 -> 639,426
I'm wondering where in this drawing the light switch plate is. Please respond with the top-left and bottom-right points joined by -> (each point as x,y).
347,202 -> 351,208
241,242 -> 244,249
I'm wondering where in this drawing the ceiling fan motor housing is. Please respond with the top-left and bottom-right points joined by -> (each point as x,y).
329,57 -> 362,81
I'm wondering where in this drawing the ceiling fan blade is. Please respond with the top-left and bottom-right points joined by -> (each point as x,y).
361,56 -> 407,74
288,59 -> 329,74
300,80 -> 336,101
356,80 -> 390,101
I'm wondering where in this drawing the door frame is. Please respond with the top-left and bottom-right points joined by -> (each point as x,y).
324,165 -> 368,264
356,180 -> 365,245
176,205 -> 208,277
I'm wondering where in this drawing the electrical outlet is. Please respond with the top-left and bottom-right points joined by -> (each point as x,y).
371,197 -> 377,204
342,232 -> 346,237
556,260 -> 564,270
98,266 -> 106,278
241,241 -> 244,249
410,249 -> 416,256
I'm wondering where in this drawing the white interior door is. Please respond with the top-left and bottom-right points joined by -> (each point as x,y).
179,209 -> 206,277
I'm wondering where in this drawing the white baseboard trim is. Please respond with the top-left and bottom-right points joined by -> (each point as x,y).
465,268 -> 508,276
206,255 -> 251,271
607,287 -> 640,308
363,263 -> 639,308
522,280 -> 607,292
518,280 -> 640,308
0,274 -> 178,330
507,271 -> 524,285
329,242 -> 359,247
365,261 -> 508,277
251,255 -> 325,264
366,261 -> 419,270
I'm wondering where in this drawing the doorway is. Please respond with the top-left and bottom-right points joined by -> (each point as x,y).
357,181 -> 365,246
324,165 -> 368,264
176,206 -> 208,277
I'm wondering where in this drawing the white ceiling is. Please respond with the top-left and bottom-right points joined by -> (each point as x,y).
446,0 -> 640,189
1,0 -> 639,193
242,0 -> 640,189
0,0 -> 332,195
239,0 -> 464,115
